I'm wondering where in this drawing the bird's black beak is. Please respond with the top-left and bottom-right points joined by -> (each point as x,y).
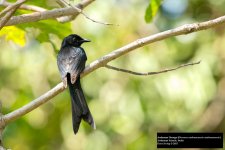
81,39 -> 91,43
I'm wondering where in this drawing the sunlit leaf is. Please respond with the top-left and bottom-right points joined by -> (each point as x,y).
0,26 -> 26,46
145,0 -> 163,23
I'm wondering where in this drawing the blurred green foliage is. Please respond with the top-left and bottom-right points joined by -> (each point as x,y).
0,0 -> 225,150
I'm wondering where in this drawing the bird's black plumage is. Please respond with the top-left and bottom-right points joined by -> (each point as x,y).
57,34 -> 95,134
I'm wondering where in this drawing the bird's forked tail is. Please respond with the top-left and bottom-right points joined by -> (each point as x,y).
67,74 -> 95,134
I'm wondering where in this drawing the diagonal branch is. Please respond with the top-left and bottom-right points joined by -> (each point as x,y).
0,0 -> 26,30
4,0 -> 95,26
55,0 -> 91,23
0,0 -> 95,24
3,83 -> 65,124
0,1 -> 46,12
81,15 -> 225,77
0,0 -> 25,17
55,0 -> 75,23
105,61 -> 201,76
1,15 -> 225,126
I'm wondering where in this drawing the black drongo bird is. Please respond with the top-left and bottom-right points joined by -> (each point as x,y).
57,34 -> 95,134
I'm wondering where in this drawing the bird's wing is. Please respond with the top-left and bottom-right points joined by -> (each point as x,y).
57,47 -> 86,85
57,51 -> 68,86
70,47 -> 87,84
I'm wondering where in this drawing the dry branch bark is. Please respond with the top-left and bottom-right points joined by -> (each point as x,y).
105,61 -> 200,76
3,83 -> 65,124
82,15 -> 225,76
0,1 -> 46,12
0,0 -> 26,29
4,0 -> 95,26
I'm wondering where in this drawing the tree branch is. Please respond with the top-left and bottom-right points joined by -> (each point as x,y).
2,83 -> 65,125
0,0 -> 25,17
81,15 -> 225,77
4,0 -> 95,26
0,0 -> 95,24
105,61 -> 201,76
0,0 -> 26,29
0,1 -> 46,12
1,15 -> 225,126
55,0 -> 73,23
55,0 -> 84,23
60,0 -> 114,25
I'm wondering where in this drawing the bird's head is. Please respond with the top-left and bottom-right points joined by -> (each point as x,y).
62,34 -> 91,47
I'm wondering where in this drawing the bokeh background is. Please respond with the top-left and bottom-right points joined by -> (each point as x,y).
0,0 -> 225,149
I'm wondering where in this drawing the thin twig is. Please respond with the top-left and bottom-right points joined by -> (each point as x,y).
105,61 -> 201,76
0,0 -> 26,30
60,0 -> 114,25
56,0 -> 77,23
82,15 -> 225,77
56,0 -> 68,7
1,15 -> 225,125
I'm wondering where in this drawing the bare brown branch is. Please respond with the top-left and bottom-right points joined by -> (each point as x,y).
1,15 -> 225,126
4,0 -> 95,26
105,61 -> 201,76
56,0 -> 80,23
0,1 -> 46,12
0,0 -> 26,29
2,83 -> 65,125
82,15 -> 225,77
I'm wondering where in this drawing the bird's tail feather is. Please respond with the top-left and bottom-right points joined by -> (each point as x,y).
67,75 -> 95,134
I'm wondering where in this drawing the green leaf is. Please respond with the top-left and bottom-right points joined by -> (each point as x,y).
145,0 -> 163,23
